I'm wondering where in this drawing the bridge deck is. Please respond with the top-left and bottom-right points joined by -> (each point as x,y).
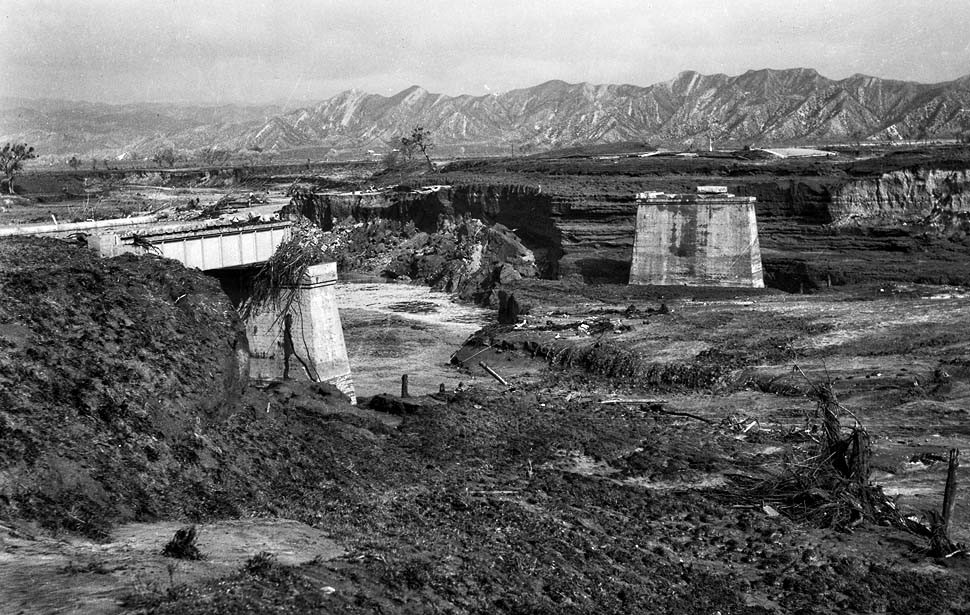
129,221 -> 292,270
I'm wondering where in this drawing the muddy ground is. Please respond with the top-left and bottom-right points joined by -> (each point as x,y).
4,153 -> 970,614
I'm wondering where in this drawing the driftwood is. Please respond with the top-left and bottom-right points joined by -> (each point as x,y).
599,399 -> 711,424
451,344 -> 493,367
161,525 -> 204,560
715,366 -> 964,559
718,367 -> 898,531
479,362 -> 509,386
639,403 -> 715,424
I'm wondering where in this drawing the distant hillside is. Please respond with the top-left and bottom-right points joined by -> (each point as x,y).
2,68 -> 969,159
0,98 -> 287,158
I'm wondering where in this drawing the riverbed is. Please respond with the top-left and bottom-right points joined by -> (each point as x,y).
336,280 -> 493,398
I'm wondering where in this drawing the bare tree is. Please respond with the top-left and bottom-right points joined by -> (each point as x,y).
152,147 -> 177,168
400,126 -> 436,171
1,142 -> 36,194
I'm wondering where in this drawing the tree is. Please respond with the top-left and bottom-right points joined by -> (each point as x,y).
400,125 -> 436,171
152,147 -> 177,168
1,142 -> 36,194
197,146 -> 232,166
68,155 -> 81,170
382,148 -> 402,167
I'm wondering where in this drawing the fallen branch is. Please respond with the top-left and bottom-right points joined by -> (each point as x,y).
639,403 -> 715,425
479,361 -> 509,386
468,490 -> 521,496
451,343 -> 493,366
600,398 -> 668,405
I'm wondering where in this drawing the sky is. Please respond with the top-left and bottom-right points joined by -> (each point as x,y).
1,0 -> 968,105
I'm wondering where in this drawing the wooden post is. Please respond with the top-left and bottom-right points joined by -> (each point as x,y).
930,448 -> 960,556
942,448 -> 960,536
401,374 -> 409,398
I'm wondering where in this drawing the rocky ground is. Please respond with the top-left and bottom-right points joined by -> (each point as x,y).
3,150 -> 970,613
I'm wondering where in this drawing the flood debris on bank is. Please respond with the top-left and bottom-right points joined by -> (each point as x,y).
284,212 -> 538,304
5,235 -> 970,613
6,152 -> 970,613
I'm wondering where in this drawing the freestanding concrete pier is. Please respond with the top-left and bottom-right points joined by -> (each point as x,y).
629,189 -> 764,287
247,262 -> 356,403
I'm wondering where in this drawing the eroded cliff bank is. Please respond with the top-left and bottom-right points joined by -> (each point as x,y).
830,168 -> 970,227
294,164 -> 970,290
295,184 -> 630,282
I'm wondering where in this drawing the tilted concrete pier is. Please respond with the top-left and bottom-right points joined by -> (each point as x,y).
247,263 -> 356,403
629,190 -> 764,287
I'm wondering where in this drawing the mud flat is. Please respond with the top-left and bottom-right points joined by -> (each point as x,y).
7,151 -> 970,613
0,519 -> 344,615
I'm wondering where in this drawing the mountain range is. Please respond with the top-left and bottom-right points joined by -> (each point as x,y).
2,68 -> 969,159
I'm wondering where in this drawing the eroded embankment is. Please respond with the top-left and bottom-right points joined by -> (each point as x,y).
456,332 -> 733,393
0,237 -> 383,539
754,168 -> 970,291
830,168 -> 970,227
295,165 -> 970,290
297,184 -> 568,278
297,183 -> 652,283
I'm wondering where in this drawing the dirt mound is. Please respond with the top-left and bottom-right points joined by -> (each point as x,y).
327,217 -> 538,303
0,238 -> 376,539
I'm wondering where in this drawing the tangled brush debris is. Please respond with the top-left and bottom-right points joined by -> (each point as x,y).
241,218 -> 331,321
161,526 -> 204,560
720,366 -> 924,533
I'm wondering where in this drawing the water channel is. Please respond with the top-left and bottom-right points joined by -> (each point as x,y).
336,280 -> 493,398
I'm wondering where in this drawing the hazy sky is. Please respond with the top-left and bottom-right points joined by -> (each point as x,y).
1,0 -> 968,105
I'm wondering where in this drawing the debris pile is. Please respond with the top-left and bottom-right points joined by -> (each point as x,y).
162,525 -> 205,560
242,219 -> 331,318
722,368 -> 967,557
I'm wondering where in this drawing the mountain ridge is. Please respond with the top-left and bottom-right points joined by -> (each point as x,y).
2,68 -> 968,158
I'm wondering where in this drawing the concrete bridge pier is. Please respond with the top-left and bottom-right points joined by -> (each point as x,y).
629,193 -> 764,288
247,262 -> 356,404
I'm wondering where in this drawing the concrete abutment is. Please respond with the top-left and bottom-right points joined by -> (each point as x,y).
246,263 -> 356,404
